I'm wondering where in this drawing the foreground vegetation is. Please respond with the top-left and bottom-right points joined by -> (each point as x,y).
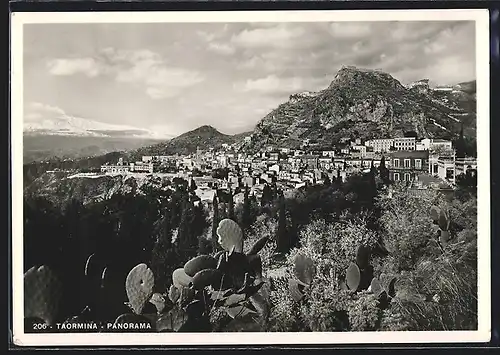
23,167 -> 478,332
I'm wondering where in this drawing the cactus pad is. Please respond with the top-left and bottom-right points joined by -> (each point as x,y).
438,209 -> 450,231
247,254 -> 263,279
247,236 -> 269,255
125,263 -> 155,315
191,269 -> 222,290
183,255 -> 218,277
172,268 -> 192,288
217,219 -> 244,253
168,284 -> 181,304
440,230 -> 450,244
179,286 -> 195,307
149,293 -> 166,314
370,277 -> 383,297
386,276 -> 397,298
288,278 -> 305,302
156,308 -> 189,332
24,265 -> 63,326
430,206 -> 441,222
355,245 -> 370,270
346,263 -> 361,291
226,305 -> 257,319
225,293 -> 246,307
293,254 -> 316,285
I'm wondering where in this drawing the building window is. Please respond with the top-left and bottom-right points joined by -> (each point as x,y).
404,173 -> 411,181
394,172 -> 400,181
393,158 -> 400,168
404,159 -> 411,168
415,159 -> 422,169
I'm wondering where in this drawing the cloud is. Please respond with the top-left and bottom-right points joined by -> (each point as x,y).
235,74 -> 327,95
207,42 -> 236,56
328,22 -> 374,39
27,102 -> 65,116
47,58 -> 101,77
47,48 -> 204,99
231,24 -> 305,49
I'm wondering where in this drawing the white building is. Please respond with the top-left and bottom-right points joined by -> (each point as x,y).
393,137 -> 416,151
130,162 -> 154,173
365,138 -> 394,153
322,150 -> 335,158
352,145 -> 367,157
420,138 -> 453,152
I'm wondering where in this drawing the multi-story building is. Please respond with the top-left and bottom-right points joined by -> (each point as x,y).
419,138 -> 453,152
388,150 -> 429,182
269,152 -> 280,162
318,157 -> 333,171
365,138 -> 394,153
130,161 -> 154,173
322,150 -> 335,158
393,137 -> 416,151
301,155 -> 319,170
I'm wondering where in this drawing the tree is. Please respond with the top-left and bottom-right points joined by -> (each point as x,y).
228,186 -> 235,221
211,192 -> 220,251
241,184 -> 252,232
323,173 -> 331,186
455,123 -> 467,159
276,191 -> 289,253
177,198 -> 197,258
261,184 -> 272,207
151,211 -> 175,292
379,156 -> 390,185
190,178 -> 197,192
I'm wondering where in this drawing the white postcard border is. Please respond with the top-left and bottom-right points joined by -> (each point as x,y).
10,9 -> 491,346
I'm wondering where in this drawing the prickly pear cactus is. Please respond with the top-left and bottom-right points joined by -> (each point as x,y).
430,206 -> 441,222
438,209 -> 450,231
288,278 -> 305,302
346,263 -> 361,291
24,265 -> 63,326
217,219 -> 244,253
149,292 -> 167,314
247,236 -> 269,255
125,263 -> 155,315
355,245 -> 370,270
293,254 -> 316,285
184,255 -> 218,277
440,230 -> 450,245
370,277 -> 383,297
191,269 -> 223,290
172,268 -> 192,288
168,284 -> 181,304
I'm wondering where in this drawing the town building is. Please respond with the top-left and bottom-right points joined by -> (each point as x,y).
388,150 -> 429,182
419,138 -> 453,152
301,155 -> 319,170
322,150 -> 335,158
365,138 -> 394,153
393,137 -> 416,151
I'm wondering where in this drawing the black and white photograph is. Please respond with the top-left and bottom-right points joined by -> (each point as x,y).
11,9 -> 490,346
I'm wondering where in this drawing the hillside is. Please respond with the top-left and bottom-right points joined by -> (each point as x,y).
246,66 -> 476,151
24,171 -> 161,207
129,125 -> 250,159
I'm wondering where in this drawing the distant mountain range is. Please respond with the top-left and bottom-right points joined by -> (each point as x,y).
23,112 -> 175,163
24,112 -> 174,140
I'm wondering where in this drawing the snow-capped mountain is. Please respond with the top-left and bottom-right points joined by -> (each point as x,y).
23,113 -> 174,140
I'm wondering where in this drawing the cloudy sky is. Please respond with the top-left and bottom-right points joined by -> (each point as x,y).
23,21 -> 476,137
